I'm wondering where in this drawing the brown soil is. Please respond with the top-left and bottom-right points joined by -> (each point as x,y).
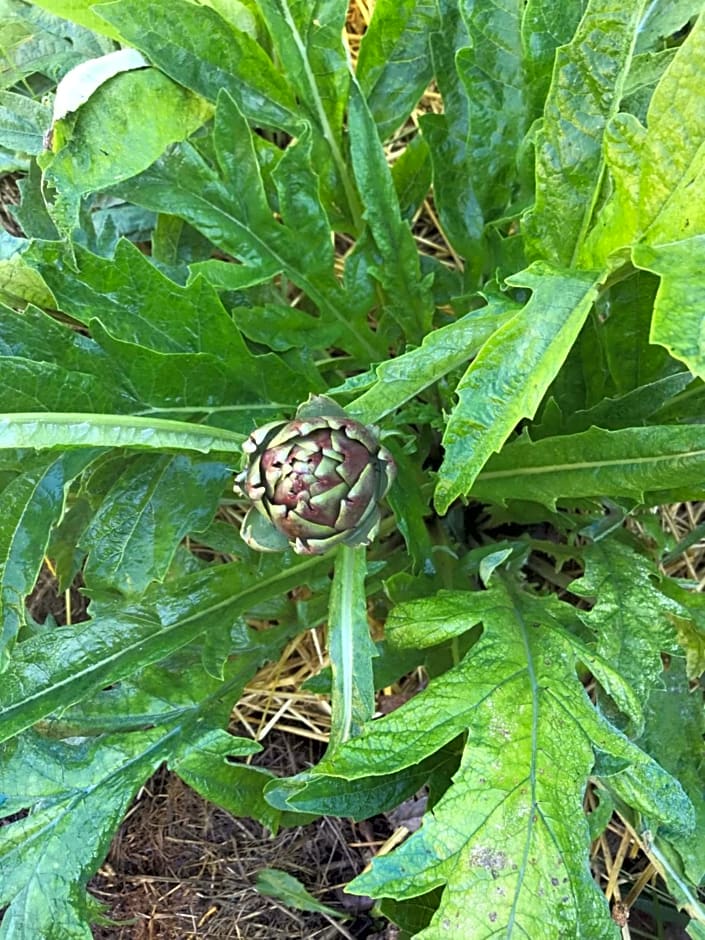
88,758 -> 389,940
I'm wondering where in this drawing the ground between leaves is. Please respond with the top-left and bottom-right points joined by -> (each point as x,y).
88,759 -> 390,940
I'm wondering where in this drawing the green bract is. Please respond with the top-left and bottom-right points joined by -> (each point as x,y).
234,397 -> 395,555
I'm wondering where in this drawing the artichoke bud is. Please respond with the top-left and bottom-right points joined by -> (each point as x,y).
234,396 -> 395,555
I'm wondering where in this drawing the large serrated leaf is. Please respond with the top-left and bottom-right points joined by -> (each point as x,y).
26,238 -> 313,414
456,0 -> 528,221
256,0 -> 349,137
0,302 -> 102,372
26,239 -> 242,356
434,265 -> 601,513
638,13 -> 705,245
348,81 -> 433,340
39,619 -> 295,739
641,661 -> 705,886
171,728 -> 283,833
572,540 -> 680,710
0,1 -> 113,89
0,727 -> 171,939
343,295 -> 519,425
0,355 -> 135,414
318,583 -> 689,938
81,453 -> 228,596
254,0 -> 355,224
0,294 -> 134,415
522,0 -> 588,116
90,322 -> 312,428
0,91 -> 51,155
525,0 -> 647,266
420,2 -> 482,267
0,618 -> 294,938
271,127 -> 335,279
40,68 -> 211,235
111,94 -> 382,361
0,556 -> 327,744
586,12 -> 705,263
634,238 -> 705,382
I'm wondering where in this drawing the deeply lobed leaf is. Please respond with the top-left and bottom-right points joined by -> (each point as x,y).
310,583 -> 691,938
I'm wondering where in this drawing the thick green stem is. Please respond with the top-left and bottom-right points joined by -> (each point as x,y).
327,544 -> 374,751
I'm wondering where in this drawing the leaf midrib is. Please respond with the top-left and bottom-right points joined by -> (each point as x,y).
0,555 -> 324,743
477,447 -> 705,481
505,583 -> 540,937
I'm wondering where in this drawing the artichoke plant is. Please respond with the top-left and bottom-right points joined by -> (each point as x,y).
234,397 -> 395,555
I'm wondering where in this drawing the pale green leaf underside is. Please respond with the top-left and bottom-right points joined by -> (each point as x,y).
472,425 -> 705,507
0,412 -> 244,454
51,47 -> 148,121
